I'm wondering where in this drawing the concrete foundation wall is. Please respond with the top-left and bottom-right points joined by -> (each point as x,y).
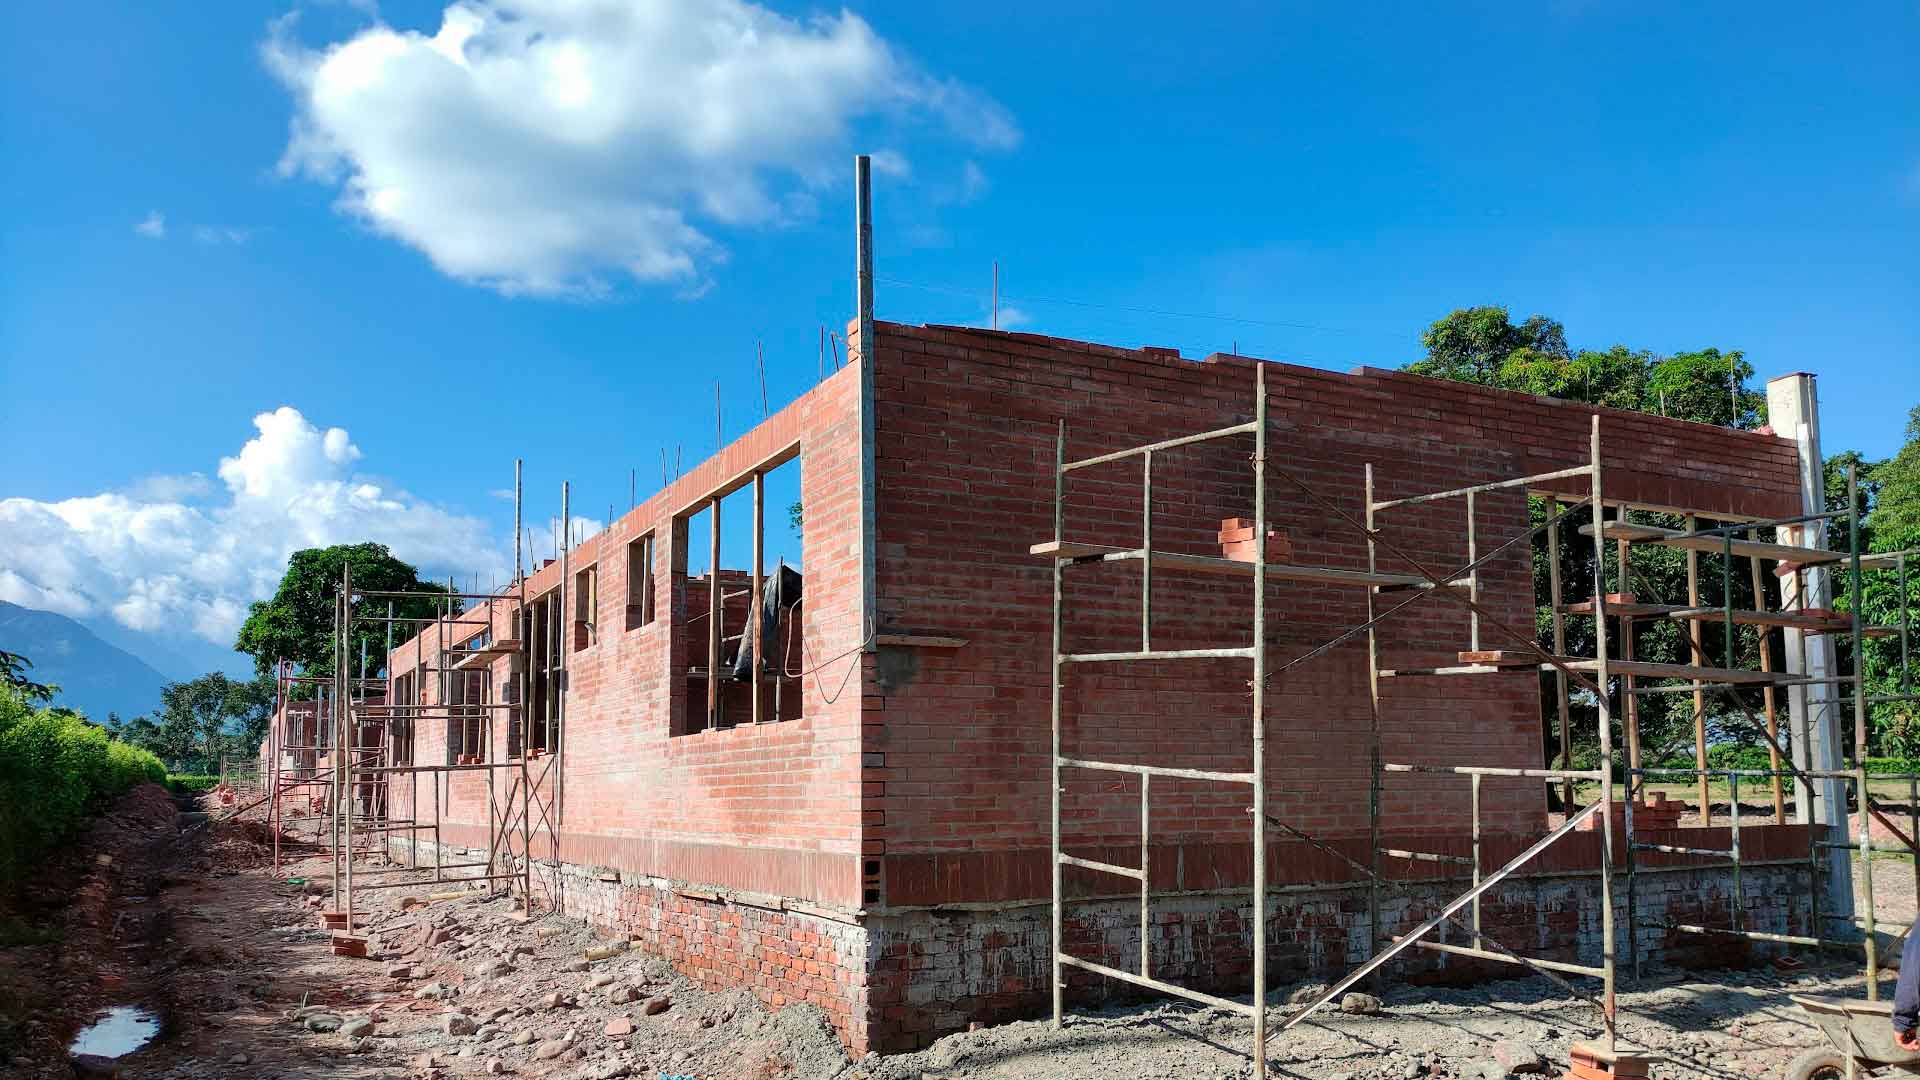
395,834 -> 1809,1054
867,859 -> 1811,1050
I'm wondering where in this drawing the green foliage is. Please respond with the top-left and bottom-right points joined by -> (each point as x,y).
0,650 -> 56,701
1685,751 -> 1920,777
1411,306 -> 1783,766
0,675 -> 165,884
234,542 -> 451,689
1649,348 -> 1764,429
1408,306 -> 1764,425
105,672 -> 275,774
1407,306 -> 1568,385
1838,406 -> 1920,756
165,774 -> 220,796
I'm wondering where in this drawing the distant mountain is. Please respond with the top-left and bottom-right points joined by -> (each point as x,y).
0,601 -> 172,721
78,613 -> 254,682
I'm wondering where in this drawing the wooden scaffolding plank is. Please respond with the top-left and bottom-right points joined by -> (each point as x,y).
1029,540 -> 1443,589
1579,521 -> 1846,565
450,639 -> 523,670
1385,656 -> 1792,684
874,633 -> 969,648
1562,601 -> 1864,633
1560,600 -> 1686,618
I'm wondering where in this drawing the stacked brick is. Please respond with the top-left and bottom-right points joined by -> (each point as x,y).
1217,517 -> 1293,562
1565,1043 -> 1655,1079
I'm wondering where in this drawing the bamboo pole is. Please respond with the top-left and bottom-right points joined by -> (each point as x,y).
1688,514 -> 1710,825
1749,528 -> 1786,822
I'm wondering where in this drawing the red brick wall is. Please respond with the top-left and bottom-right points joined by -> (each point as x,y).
385,360 -> 869,908
359,319 -> 1805,1056
862,322 -> 1803,908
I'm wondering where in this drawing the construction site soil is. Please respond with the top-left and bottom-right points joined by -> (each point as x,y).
0,785 -> 1910,1080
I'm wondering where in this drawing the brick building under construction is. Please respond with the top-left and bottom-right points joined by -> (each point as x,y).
261,169 -> 1912,1069
271,323 -> 1887,1053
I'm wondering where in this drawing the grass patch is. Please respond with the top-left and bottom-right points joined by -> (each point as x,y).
165,774 -> 220,797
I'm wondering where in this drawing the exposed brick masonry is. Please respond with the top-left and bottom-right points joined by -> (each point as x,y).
356,321 -> 1806,1054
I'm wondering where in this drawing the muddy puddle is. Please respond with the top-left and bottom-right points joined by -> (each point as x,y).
68,1005 -> 160,1059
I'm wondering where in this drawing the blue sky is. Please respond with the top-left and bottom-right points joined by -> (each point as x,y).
2,1 -> 1916,679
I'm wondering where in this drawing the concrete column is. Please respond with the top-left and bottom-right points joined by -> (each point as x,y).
1767,372 -> 1853,926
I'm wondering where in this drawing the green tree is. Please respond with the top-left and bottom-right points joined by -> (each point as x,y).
1409,307 -> 1763,424
1408,307 -> 1771,767
1840,407 -> 1920,755
234,542 -> 451,688
109,672 -> 277,773
1648,348 -> 1763,428
1408,306 -> 1568,385
0,650 -> 56,702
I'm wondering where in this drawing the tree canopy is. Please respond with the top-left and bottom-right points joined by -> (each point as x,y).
1409,306 -> 1920,765
1842,406 -> 1920,753
0,650 -> 57,702
234,542 -> 452,686
1408,306 -> 1763,427
106,671 -> 275,773
1408,306 -> 1836,768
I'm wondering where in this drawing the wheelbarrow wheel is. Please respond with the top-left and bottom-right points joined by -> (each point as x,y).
1782,1046 -> 1848,1080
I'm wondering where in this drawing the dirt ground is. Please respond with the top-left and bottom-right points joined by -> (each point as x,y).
3,786 -> 1917,1080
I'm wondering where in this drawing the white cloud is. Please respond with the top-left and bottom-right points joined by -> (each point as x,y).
264,0 -> 1017,296
959,160 -> 989,203
0,408 -> 505,648
134,211 -> 166,239
193,225 -> 252,245
127,472 -> 213,501
994,304 -> 1031,330
869,149 -> 911,178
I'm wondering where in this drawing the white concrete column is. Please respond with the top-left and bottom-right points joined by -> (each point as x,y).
1767,372 -> 1853,925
